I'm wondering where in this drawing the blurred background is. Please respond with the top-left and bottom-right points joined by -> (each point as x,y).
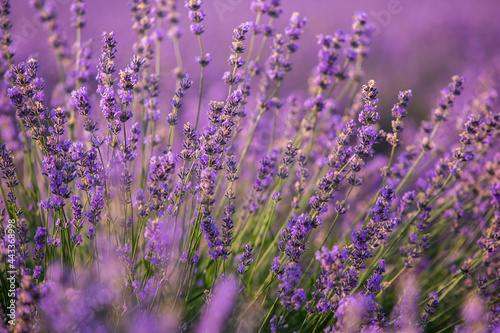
7,0 -> 500,137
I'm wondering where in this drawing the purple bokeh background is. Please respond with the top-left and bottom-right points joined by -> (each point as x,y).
9,0 -> 500,123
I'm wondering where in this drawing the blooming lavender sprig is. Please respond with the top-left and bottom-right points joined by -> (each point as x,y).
420,292 -> 439,327
365,259 -> 386,295
33,227 -> 46,261
75,147 -> 105,193
131,0 -> 153,36
358,79 -> 379,126
347,12 -> 373,60
0,0 -> 14,71
224,22 -> 251,89
311,245 -> 347,313
254,153 -> 275,193
8,59 -> 48,151
167,74 -> 193,126
224,154 -> 238,198
198,167 -> 224,259
72,86 -> 90,117
237,244 -> 253,275
314,32 -> 346,90
365,185 -> 397,246
148,151 -> 176,216
201,216 -> 223,260
354,81 -> 383,161
250,0 -> 269,16
276,140 -> 298,181
279,213 -> 312,262
264,33 -> 290,83
327,120 -> 356,170
70,0 -> 86,29
284,12 -> 307,53
41,154 -> 75,203
277,261 -> 306,311
96,32 -> 117,95
349,186 -> 396,272
70,196 -> 83,229
0,143 -> 21,217
267,0 -> 282,18
270,315 -> 288,333
86,186 -> 105,238
185,0 -> 204,35
221,202 -> 235,257
386,90 -> 413,148
433,75 -> 465,122
118,55 -> 143,111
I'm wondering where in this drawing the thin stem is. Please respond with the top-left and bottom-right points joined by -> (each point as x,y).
155,19 -> 162,76
268,105 -> 279,154
195,35 -> 205,130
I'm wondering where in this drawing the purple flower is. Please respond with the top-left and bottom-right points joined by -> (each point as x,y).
365,260 -> 386,295
237,244 -> 253,275
117,56 -> 142,107
433,75 -> 465,121
185,0 -> 202,11
186,1 -> 205,35
33,265 -> 43,280
392,90 -> 413,119
271,256 -> 281,274
71,86 -> 91,117
267,0 -> 282,18
99,88 -> 118,120
70,0 -> 86,29
277,262 -> 306,311
270,315 -> 288,333
168,74 -> 193,125
279,213 -> 312,262
312,246 -> 347,312
420,292 -> 439,327
96,31 -> 117,93
201,216 -> 223,260
70,231 -> 82,246
86,186 -> 105,229
149,152 -> 177,183
221,203 -> 235,257
192,252 -> 199,264
33,227 -> 47,261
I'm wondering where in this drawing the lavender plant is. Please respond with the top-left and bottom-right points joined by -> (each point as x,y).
0,0 -> 499,332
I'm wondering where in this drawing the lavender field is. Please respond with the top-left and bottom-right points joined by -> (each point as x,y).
1,0 -> 500,332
